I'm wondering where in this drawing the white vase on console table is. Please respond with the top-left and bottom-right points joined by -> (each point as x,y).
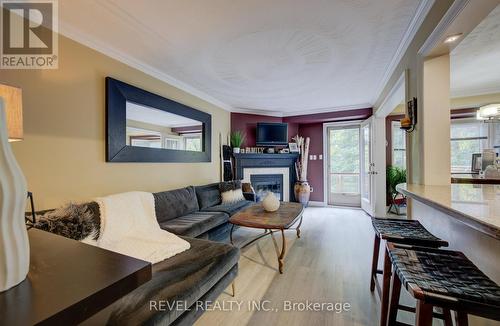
0,87 -> 29,292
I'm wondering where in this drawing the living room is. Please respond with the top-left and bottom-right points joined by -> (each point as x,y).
1,1 -> 500,326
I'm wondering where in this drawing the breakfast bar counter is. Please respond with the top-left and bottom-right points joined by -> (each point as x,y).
396,183 -> 500,290
397,183 -> 500,239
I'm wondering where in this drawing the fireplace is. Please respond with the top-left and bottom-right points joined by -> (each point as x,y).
233,153 -> 299,202
250,174 -> 284,201
242,167 -> 290,201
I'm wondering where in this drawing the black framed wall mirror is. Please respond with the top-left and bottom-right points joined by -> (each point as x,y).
106,77 -> 211,162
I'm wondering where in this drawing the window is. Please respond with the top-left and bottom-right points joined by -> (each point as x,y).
391,121 -> 406,169
126,127 -> 162,148
328,126 -> 360,194
164,137 -> 181,150
183,134 -> 202,152
450,119 -> 489,173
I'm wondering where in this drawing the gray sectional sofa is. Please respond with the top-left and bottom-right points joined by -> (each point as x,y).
37,182 -> 255,325
154,183 -> 255,242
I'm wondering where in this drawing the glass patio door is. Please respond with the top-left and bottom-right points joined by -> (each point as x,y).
326,125 -> 361,206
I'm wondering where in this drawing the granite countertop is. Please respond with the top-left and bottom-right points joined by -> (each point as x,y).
397,183 -> 500,239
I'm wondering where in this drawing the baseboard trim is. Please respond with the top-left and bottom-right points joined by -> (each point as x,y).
307,201 -> 326,207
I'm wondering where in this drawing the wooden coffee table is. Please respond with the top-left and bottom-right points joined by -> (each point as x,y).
229,202 -> 304,273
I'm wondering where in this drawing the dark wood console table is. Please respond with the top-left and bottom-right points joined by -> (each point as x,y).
0,229 -> 152,325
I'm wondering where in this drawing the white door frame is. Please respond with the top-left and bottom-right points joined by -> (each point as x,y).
322,120 -> 364,206
373,70 -> 408,217
360,117 -> 375,215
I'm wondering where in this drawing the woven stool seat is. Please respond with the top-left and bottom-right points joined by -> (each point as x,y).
389,245 -> 500,319
371,217 -> 448,247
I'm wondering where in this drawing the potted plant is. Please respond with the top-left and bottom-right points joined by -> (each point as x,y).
230,131 -> 245,153
292,135 -> 312,206
386,165 -> 407,214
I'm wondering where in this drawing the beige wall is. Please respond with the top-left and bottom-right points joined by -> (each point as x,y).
451,92 -> 500,108
374,0 -> 454,184
0,35 -> 230,210
422,55 -> 451,185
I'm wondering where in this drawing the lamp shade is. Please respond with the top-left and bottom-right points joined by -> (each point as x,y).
0,84 -> 23,141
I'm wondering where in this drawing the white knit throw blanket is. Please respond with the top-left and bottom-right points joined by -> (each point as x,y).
83,191 -> 190,264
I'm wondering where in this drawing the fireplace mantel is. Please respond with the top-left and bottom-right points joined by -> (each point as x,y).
233,153 -> 299,201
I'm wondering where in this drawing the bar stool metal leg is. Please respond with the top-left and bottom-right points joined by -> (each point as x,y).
387,270 -> 401,326
415,301 -> 433,326
370,234 -> 381,292
380,247 -> 392,326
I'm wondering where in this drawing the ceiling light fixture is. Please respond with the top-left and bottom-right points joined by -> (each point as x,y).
476,103 -> 500,122
444,33 -> 463,44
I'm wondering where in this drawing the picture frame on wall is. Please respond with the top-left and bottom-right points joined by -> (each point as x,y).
289,143 -> 299,153
471,153 -> 482,173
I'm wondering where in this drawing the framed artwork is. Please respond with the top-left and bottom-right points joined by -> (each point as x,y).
289,143 -> 299,153
471,153 -> 482,173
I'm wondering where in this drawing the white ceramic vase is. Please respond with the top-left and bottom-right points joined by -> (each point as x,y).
0,104 -> 29,292
262,192 -> 280,212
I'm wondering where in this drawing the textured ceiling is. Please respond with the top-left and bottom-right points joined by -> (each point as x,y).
451,4 -> 500,98
59,0 -> 422,115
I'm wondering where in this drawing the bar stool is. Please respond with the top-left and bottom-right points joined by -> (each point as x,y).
386,243 -> 500,326
370,218 -> 449,326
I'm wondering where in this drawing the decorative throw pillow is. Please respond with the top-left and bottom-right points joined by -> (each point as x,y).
219,180 -> 245,204
242,182 -> 255,194
34,202 -> 101,241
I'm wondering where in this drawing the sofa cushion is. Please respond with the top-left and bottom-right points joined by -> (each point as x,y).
202,200 -> 254,216
106,237 -> 239,325
154,186 -> 199,223
159,211 -> 229,238
195,183 -> 221,209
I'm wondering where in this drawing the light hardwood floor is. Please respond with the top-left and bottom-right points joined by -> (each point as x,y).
196,207 -> 498,326
196,207 -> 382,326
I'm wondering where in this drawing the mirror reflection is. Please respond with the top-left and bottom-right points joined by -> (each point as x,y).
126,102 -> 203,152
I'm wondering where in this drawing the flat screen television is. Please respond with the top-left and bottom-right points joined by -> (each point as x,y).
256,123 -> 288,146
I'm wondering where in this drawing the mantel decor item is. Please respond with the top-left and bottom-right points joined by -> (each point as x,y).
262,192 -> 280,212
292,135 -> 311,206
230,131 -> 245,154
0,84 -> 29,292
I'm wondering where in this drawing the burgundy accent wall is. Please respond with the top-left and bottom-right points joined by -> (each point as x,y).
297,123 -> 324,202
231,108 -> 374,203
230,113 -> 288,147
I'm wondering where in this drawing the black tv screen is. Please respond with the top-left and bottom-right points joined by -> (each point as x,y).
256,123 -> 288,146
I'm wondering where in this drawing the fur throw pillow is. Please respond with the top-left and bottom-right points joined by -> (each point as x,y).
219,180 -> 245,204
219,180 -> 242,192
34,202 -> 101,241
221,188 -> 245,204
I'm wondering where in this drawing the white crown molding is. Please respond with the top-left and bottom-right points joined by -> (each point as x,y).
231,102 -> 372,118
418,0 -> 470,56
57,22 -> 235,112
375,71 -> 406,118
372,0 -> 435,105
281,103 -> 372,117
230,107 -> 284,117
